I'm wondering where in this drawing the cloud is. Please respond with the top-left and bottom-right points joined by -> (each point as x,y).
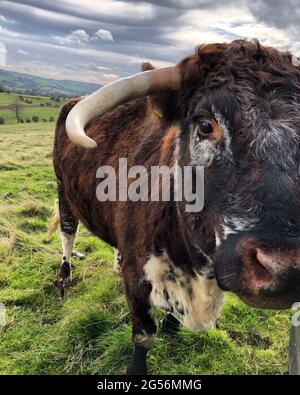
94,29 -> 114,42
0,0 -> 299,85
0,42 -> 7,66
163,5 -> 299,54
17,48 -> 29,55
247,0 -> 300,50
0,14 -> 16,23
88,63 -> 112,71
101,73 -> 119,83
0,24 -> 20,38
6,0 -> 161,26
53,29 -> 90,45
247,0 -> 300,31
127,0 -> 239,9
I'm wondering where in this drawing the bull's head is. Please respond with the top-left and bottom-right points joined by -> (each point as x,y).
66,39 -> 300,310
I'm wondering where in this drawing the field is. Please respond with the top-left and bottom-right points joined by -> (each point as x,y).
0,92 -> 64,125
0,117 -> 292,374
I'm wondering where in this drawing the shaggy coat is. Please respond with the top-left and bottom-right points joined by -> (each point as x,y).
53,40 -> 300,374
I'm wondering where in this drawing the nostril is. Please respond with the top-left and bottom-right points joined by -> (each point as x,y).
255,249 -> 282,275
245,248 -> 274,290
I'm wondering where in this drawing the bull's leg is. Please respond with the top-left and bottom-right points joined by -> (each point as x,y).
57,181 -> 78,298
123,264 -> 156,375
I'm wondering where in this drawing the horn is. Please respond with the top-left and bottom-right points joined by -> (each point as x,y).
66,66 -> 181,149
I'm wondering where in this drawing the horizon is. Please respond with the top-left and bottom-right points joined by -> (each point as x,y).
0,65 -> 102,85
0,0 -> 299,85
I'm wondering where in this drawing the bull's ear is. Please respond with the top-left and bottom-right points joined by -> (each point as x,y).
141,61 -> 155,72
141,62 -> 179,122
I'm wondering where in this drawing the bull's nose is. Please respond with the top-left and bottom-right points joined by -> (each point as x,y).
255,249 -> 283,276
243,247 -> 280,294
216,235 -> 300,308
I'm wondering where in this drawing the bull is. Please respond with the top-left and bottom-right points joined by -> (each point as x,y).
51,40 -> 300,374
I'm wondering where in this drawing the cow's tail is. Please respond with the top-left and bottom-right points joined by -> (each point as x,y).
48,200 -> 60,238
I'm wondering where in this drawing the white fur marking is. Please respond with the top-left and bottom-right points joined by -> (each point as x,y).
61,232 -> 76,262
134,331 -> 156,349
113,248 -> 122,274
144,251 -> 224,331
215,232 -> 222,248
191,138 -> 217,167
212,105 -> 232,154
222,216 -> 258,240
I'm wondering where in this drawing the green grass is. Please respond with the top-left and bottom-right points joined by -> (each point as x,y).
0,122 -> 292,375
0,92 -> 64,124
0,92 -> 55,105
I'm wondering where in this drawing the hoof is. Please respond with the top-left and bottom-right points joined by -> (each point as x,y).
125,365 -> 147,375
58,260 -> 72,298
125,345 -> 148,375
58,276 -> 71,298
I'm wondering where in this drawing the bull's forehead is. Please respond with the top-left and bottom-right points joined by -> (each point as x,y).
234,85 -> 300,167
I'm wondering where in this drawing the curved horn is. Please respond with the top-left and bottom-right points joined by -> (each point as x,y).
66,66 -> 181,148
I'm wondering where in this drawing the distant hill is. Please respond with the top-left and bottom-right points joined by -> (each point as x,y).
0,68 -> 101,97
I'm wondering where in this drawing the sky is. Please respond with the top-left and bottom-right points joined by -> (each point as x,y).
0,0 -> 299,85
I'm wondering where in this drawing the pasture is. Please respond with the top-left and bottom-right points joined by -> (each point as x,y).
0,119 -> 292,374
0,92 -> 63,125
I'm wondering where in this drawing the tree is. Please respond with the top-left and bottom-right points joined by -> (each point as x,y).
0,117 -> 5,125
9,103 -> 23,123
0,85 -> 5,93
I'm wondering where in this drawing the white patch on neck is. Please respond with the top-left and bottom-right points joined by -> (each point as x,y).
144,250 -> 224,331
222,216 -> 257,240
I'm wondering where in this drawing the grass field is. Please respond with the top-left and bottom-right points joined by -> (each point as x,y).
0,92 -> 64,124
0,121 -> 292,375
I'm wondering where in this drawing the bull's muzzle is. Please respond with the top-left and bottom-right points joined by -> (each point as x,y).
215,235 -> 300,309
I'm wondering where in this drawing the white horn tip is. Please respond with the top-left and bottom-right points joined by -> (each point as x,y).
78,136 -> 98,149
66,112 -> 98,148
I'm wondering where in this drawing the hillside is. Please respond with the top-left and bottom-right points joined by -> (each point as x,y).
0,68 -> 101,97
0,92 -> 66,125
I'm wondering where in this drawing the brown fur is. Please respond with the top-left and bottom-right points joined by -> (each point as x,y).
52,40 -> 300,373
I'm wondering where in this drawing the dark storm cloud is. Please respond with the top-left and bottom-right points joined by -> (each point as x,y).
248,0 -> 300,31
0,0 -> 178,47
0,0 -> 298,83
127,0 -> 239,9
0,0 -> 189,73
2,0 -> 179,27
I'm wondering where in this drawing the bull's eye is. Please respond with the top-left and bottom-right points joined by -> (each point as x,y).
198,119 -> 214,136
